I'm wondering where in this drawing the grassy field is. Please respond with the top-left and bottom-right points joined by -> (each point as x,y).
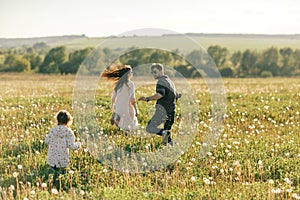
0,73 -> 299,199
59,35 -> 300,53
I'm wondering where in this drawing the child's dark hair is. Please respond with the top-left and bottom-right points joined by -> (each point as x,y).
56,110 -> 73,126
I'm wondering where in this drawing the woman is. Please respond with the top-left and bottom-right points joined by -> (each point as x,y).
102,65 -> 138,131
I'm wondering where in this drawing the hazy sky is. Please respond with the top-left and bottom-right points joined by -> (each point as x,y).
1,0 -> 300,38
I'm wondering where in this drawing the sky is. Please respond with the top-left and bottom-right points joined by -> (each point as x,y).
1,0 -> 300,38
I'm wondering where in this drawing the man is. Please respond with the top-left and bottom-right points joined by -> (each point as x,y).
139,63 -> 181,145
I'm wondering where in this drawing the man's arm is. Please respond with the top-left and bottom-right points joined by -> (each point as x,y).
138,92 -> 163,102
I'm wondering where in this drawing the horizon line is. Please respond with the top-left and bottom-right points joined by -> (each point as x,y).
1,32 -> 300,39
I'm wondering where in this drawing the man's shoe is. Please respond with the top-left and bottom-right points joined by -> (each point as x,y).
167,137 -> 173,146
162,130 -> 171,145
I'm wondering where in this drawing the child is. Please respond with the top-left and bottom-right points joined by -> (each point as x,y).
45,110 -> 81,173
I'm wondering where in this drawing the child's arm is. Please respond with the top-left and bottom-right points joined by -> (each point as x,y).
45,130 -> 52,144
66,130 -> 81,150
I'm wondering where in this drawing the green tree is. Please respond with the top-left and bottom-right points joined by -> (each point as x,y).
60,47 -> 93,74
231,51 -> 242,70
293,49 -> 300,76
23,53 -> 42,71
4,54 -> 30,72
240,49 -> 258,77
39,46 -> 67,73
279,47 -> 294,76
207,45 -> 229,69
258,47 -> 280,76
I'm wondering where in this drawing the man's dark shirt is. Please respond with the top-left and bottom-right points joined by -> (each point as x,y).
156,75 -> 177,113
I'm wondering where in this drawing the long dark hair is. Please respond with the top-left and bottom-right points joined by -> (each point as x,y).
102,65 -> 132,92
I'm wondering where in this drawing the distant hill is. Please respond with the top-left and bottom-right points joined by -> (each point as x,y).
0,35 -> 87,48
1,33 -> 300,52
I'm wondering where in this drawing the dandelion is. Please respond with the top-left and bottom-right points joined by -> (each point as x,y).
292,193 -> 299,199
80,190 -> 85,195
69,170 -> 74,175
191,176 -> 196,182
284,178 -> 292,184
233,160 -> 240,166
17,165 -> 22,169
41,183 -> 47,188
286,188 -> 293,193
107,146 -> 113,150
268,179 -> 274,184
51,188 -> 58,194
9,185 -> 15,191
13,172 -> 18,177
211,165 -> 218,170
203,177 -> 210,185
23,198 -> 29,200
103,168 -> 108,173
271,188 -> 281,194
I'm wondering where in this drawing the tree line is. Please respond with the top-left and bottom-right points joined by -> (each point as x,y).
1,42 -> 300,77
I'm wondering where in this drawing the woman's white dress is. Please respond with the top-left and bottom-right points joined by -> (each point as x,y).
112,80 -> 138,130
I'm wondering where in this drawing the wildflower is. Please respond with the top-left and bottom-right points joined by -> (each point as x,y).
284,178 -> 292,184
51,188 -> 58,194
41,183 -> 47,188
203,177 -> 210,185
191,176 -> 196,182
80,190 -> 85,195
286,188 -> 292,193
13,172 -> 18,178
69,170 -> 74,175
268,179 -> 274,184
9,185 -> 15,191
17,165 -> 22,169
107,146 -> 113,150
233,160 -> 240,166
103,168 -> 108,173
271,188 -> 281,194
292,193 -> 299,199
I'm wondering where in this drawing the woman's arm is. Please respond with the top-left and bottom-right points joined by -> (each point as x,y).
111,90 -> 117,111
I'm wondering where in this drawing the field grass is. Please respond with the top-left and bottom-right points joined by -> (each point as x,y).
58,35 -> 300,53
0,73 -> 299,199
